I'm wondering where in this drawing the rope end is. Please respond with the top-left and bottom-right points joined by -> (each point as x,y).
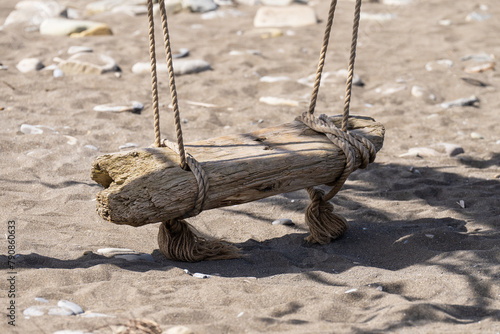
158,219 -> 241,262
305,188 -> 348,244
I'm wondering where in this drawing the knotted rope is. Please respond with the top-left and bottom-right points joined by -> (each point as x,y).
301,0 -> 368,243
147,0 -> 239,261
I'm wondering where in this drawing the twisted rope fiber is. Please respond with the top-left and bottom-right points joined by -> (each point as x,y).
342,0 -> 362,132
308,0 -> 339,116
147,0 -> 161,148
158,0 -> 187,170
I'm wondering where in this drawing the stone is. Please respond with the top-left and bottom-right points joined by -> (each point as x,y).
254,6 -> 317,28
3,1 -> 67,28
360,13 -> 396,21
97,248 -> 138,256
173,48 -> 190,59
425,59 -> 453,71
111,5 -> 149,16
464,62 -> 495,73
131,59 -> 211,75
272,218 -> 294,225
70,24 -> 113,37
35,297 -> 49,303
438,143 -> 464,157
201,9 -> 246,20
259,76 -> 290,83
48,307 -> 74,316
440,96 -> 479,109
259,96 -> 299,107
153,0 -> 184,16
58,300 -> 84,315
399,147 -> 440,158
192,273 -> 211,278
465,11 -> 491,22
23,306 -> 45,317
93,101 -> 144,113
40,18 -> 112,36
79,312 -> 114,318
461,53 -> 495,62
16,58 -> 44,73
183,0 -> 218,13
58,53 -> 119,75
85,0 -> 147,15
260,0 -> 293,5
53,331 -> 93,334
119,143 -> 138,150
470,132 -> 484,139
334,69 -> 364,86
68,46 -> 93,55
20,124 -> 43,134
164,326 -> 195,334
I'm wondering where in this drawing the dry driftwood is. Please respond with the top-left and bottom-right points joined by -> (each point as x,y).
91,115 -> 385,227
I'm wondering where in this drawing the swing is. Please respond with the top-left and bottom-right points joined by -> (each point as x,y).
91,0 -> 385,262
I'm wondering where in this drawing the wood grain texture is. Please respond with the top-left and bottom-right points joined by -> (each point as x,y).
91,115 -> 385,226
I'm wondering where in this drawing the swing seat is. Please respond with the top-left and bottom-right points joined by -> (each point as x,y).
91,115 -> 384,227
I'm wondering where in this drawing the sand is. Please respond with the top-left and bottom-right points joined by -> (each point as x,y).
1,0 -> 499,333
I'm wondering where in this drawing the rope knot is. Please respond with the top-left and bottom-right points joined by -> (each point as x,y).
305,187 -> 348,244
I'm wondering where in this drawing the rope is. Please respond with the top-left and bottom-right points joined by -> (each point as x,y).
147,0 -> 161,148
308,0 -> 338,116
158,0 -> 188,170
342,0 -> 362,132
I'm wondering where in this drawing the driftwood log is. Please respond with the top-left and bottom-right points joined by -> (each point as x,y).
91,115 -> 385,227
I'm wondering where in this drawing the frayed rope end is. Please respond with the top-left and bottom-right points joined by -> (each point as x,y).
305,187 -> 348,244
158,219 -> 241,262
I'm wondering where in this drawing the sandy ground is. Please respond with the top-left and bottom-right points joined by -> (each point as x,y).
1,0 -> 499,333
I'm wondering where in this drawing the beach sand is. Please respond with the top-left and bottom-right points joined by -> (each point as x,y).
1,0 -> 499,333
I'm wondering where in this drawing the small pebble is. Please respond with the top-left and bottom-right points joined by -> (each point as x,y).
59,53 -> 119,75
119,143 -> 138,150
68,46 -> 93,55
461,53 -> 495,62
259,76 -> 290,83
84,145 -> 99,151
272,218 -> 294,226
97,248 -> 139,257
465,11 -> 491,22
440,96 -> 479,109
35,297 -> 49,303
425,59 -> 453,72
20,124 -> 43,134
382,0 -> 412,4
376,286 -> 383,291
457,200 -> 466,208
173,48 -> 190,59
183,0 -> 218,13
58,300 -> 84,315
53,68 -> 64,78
425,234 -> 435,239
438,143 -> 464,157
193,273 -> 211,279
360,13 -> 396,21
254,6 -> 317,28
132,59 -> 211,76
23,306 -> 45,317
53,331 -> 92,334
93,101 -> 144,113
164,326 -> 195,334
79,312 -> 114,318
438,19 -> 452,26
17,58 -> 44,73
65,136 -> 77,145
464,62 -> 495,73
470,132 -> 484,139
259,96 -> 299,107
399,147 -> 440,158
48,307 -> 74,316
345,288 -> 358,294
